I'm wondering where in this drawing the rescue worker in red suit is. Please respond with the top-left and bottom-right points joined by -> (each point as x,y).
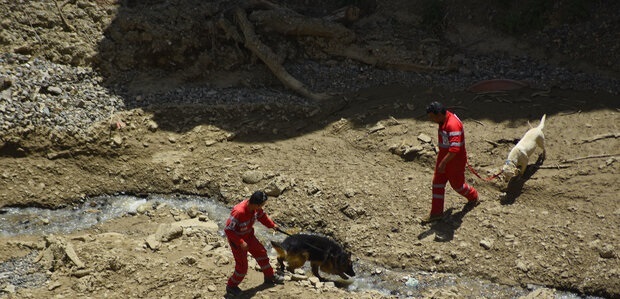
225,191 -> 284,296
424,101 -> 479,223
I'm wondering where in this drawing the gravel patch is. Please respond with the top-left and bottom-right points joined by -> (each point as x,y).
1,52 -> 619,139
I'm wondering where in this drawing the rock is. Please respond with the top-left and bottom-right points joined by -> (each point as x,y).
136,202 -> 154,214
518,288 -> 556,299
180,256 -> 197,266
242,170 -> 263,184
187,207 -> 201,218
308,276 -> 321,286
417,133 -> 432,143
291,273 -> 308,281
171,218 -> 218,233
35,235 -> 85,270
305,182 -> 320,195
111,135 -> 123,146
480,239 -> 493,250
263,176 -> 289,196
71,268 -> 92,278
146,223 -> 183,250
344,188 -> 356,198
294,268 -> 305,275
3,284 -> 15,294
145,234 -> 161,250
324,281 -> 336,288
0,76 -> 13,90
340,204 -> 365,220
64,241 -> 86,269
405,277 -> 419,288
599,244 -> 616,259
147,120 -> 158,132
368,123 -> 385,133
158,224 -> 184,242
47,86 -> 62,95
48,282 -> 62,291
516,260 -> 529,272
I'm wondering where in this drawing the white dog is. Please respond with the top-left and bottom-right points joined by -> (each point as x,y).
502,114 -> 546,181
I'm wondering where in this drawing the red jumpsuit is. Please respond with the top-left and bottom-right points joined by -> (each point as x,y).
225,199 -> 276,288
431,111 -> 478,215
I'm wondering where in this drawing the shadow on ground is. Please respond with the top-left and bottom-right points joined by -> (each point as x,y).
94,1 -> 620,144
417,201 -> 480,243
500,154 -> 546,205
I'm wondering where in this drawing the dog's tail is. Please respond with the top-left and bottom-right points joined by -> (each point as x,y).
537,114 -> 546,130
271,241 -> 286,258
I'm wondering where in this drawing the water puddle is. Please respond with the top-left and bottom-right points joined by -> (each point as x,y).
0,194 -> 603,298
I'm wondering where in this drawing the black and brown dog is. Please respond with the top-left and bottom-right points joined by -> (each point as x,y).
271,234 -> 355,281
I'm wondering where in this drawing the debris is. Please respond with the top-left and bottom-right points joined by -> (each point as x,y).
538,164 -> 571,169
484,139 -> 499,147
35,235 -> 85,270
368,123 -> 385,133
561,153 -> 620,163
580,132 -> 620,144
417,133 -> 432,143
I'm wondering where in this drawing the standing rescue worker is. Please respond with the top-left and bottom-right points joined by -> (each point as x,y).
424,101 -> 479,223
225,190 -> 284,296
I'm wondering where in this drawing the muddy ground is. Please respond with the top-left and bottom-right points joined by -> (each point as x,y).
1,1 -> 619,298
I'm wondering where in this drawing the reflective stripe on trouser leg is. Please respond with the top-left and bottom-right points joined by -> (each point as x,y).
448,168 -> 478,201
431,171 -> 448,215
246,234 -> 275,278
227,242 -> 249,287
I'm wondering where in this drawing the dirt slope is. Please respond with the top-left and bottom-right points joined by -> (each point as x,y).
1,1 -> 619,298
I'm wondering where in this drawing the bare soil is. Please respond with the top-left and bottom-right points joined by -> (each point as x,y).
1,1 -> 619,298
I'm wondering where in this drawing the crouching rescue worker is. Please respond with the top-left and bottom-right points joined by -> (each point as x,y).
424,101 -> 479,223
225,190 -> 284,296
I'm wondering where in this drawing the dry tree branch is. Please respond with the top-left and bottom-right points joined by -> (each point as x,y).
234,8 -> 330,101
561,154 -> 619,163
217,18 -> 244,43
580,132 -> 620,144
53,0 -> 75,32
538,164 -> 571,169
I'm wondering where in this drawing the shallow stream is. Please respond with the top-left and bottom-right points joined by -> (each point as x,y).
0,194 -> 602,298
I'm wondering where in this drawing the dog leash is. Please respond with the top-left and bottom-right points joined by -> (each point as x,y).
466,162 -> 502,181
275,227 -> 292,236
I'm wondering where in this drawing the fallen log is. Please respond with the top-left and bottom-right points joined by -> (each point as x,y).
234,8 -> 330,101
